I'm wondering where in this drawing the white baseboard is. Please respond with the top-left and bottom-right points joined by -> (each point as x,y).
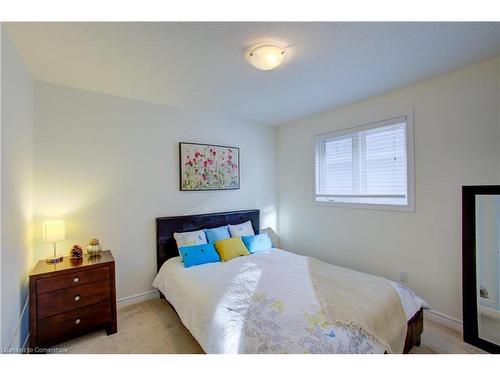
425,309 -> 463,333
117,289 -> 159,308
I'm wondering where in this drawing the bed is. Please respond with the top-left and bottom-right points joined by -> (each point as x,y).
153,209 -> 427,354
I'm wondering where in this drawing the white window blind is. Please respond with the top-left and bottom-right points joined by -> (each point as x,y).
315,116 -> 413,209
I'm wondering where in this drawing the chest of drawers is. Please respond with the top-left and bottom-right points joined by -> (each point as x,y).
29,251 -> 117,351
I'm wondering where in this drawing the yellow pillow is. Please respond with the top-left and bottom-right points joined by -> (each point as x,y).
214,237 -> 250,262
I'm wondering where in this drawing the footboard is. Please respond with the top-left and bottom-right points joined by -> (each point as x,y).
403,308 -> 423,353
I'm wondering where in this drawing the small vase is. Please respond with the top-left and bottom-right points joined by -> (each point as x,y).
87,244 -> 102,257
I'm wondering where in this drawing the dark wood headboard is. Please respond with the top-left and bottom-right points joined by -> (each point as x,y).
156,209 -> 260,272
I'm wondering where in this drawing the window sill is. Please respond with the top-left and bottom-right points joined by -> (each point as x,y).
313,199 -> 415,212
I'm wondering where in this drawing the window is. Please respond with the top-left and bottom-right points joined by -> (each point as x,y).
315,115 -> 414,210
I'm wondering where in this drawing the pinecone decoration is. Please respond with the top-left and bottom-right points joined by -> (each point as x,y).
70,244 -> 83,259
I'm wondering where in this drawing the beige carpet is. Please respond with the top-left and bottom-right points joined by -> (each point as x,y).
59,298 -> 203,354
58,299 -> 485,354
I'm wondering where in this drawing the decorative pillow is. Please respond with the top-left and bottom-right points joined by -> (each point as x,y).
174,230 -> 208,261
214,238 -> 250,262
178,243 -> 220,268
173,229 -> 207,247
242,233 -> 274,254
204,225 -> 231,243
228,220 -> 255,238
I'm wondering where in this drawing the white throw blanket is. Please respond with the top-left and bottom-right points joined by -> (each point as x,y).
308,257 -> 408,353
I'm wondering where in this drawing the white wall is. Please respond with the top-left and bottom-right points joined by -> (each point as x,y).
34,82 -> 278,301
0,28 -> 34,350
277,57 -> 500,321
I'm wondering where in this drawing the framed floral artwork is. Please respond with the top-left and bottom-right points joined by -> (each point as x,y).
179,142 -> 240,191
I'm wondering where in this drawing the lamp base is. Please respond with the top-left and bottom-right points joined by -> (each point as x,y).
46,255 -> 63,264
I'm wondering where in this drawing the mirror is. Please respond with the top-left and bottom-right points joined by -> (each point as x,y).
463,186 -> 500,353
475,195 -> 500,346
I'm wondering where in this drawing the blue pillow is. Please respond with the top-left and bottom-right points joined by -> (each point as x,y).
204,225 -> 231,243
178,243 -> 221,268
242,233 -> 273,254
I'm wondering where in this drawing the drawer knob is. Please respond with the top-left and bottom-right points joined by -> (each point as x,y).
74,295 -> 81,302
73,277 -> 80,283
75,318 -> 81,325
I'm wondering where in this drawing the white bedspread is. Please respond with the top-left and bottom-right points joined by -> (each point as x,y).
152,249 -> 428,354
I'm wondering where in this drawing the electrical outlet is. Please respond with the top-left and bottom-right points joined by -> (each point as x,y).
400,270 -> 408,283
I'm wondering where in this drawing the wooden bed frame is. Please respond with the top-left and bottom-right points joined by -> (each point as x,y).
155,209 -> 423,354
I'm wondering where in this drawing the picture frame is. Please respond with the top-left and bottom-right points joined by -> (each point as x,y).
179,142 -> 240,191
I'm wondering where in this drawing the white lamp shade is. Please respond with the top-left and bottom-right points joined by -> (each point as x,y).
246,45 -> 285,71
43,220 -> 65,243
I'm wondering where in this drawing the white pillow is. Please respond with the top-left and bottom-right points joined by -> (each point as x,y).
229,220 -> 255,238
173,229 -> 207,248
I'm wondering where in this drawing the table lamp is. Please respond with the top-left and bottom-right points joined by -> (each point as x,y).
43,220 -> 65,263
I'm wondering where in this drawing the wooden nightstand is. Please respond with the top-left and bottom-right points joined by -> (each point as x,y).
29,250 -> 117,351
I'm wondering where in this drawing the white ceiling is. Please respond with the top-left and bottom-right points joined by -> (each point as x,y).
5,22 -> 500,126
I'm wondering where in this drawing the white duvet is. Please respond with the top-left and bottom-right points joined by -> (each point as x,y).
152,249 -> 428,354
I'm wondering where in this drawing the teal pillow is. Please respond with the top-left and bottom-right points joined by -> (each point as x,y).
179,243 -> 221,268
204,225 -> 230,243
242,233 -> 273,254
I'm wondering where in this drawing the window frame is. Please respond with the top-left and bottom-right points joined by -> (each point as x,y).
313,110 -> 415,212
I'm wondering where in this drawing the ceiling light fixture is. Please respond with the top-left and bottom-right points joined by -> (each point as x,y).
246,44 -> 285,71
